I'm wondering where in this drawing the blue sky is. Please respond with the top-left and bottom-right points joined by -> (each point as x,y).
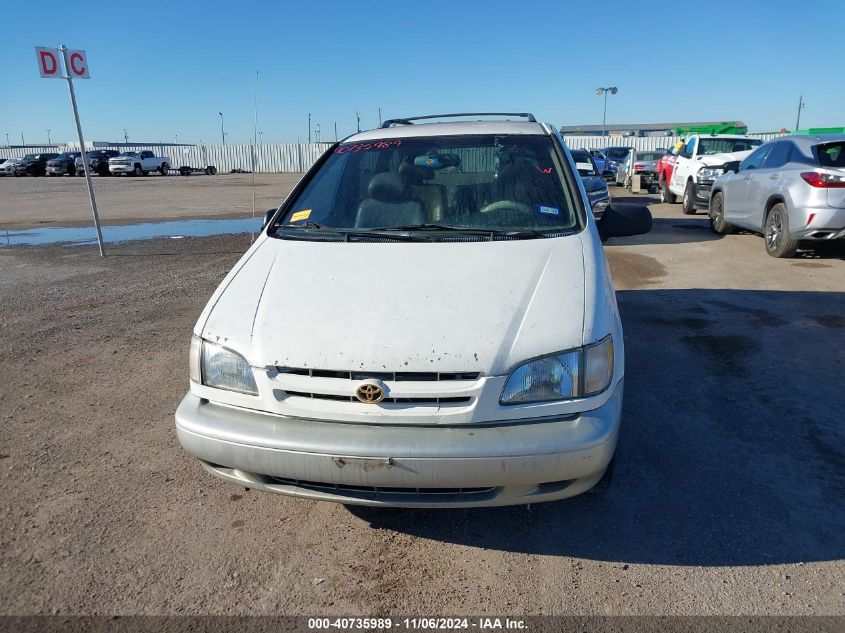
2,0 -> 843,145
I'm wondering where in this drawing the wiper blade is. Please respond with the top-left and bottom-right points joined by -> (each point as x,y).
274,222 -> 426,241
276,221 -> 334,230
381,224 -> 545,239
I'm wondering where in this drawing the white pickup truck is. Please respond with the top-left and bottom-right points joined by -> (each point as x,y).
109,150 -> 170,176
668,134 -> 763,214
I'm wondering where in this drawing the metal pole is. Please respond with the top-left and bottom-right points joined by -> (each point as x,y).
602,90 -> 608,138
378,107 -> 382,125
219,112 -> 225,145
60,44 -> 105,257
251,70 -> 259,242
21,133 -> 25,145
308,113 -> 311,144
356,111 -> 360,132
334,122 -> 337,142
47,129 -> 51,144
795,95 -> 804,132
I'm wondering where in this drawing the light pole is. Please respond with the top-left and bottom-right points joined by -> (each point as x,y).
46,129 -> 51,144
595,86 -> 618,137
219,112 -> 225,145
259,131 -> 263,145
356,111 -> 361,132
123,129 -> 128,143
5,133 -> 8,146
308,113 -> 311,144
316,123 -> 321,143
174,133 -> 178,144
795,95 -> 805,132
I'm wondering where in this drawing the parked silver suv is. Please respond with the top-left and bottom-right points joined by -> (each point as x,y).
709,135 -> 845,257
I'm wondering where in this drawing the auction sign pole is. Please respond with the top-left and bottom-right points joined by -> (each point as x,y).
35,45 -> 106,256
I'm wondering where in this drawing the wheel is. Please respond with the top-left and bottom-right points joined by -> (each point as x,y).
587,457 -> 615,495
682,180 -> 696,214
209,166 -> 217,175
709,192 -> 734,235
133,165 -> 142,177
660,178 -> 676,203
159,163 -> 169,176
764,203 -> 799,258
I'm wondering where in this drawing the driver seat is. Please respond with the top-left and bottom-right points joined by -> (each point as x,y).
355,172 -> 426,228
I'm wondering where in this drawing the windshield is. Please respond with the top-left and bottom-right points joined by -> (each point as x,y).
571,151 -> 598,177
272,134 -> 580,238
698,138 -> 762,155
23,154 -> 36,160
604,147 -> 631,161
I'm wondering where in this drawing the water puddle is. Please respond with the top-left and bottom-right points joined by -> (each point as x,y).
0,216 -> 259,247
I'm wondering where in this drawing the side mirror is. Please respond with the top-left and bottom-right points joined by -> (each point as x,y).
262,208 -> 277,229
723,160 -> 741,174
597,203 -> 652,241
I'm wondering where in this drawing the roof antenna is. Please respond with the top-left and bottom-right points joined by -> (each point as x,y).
251,70 -> 259,242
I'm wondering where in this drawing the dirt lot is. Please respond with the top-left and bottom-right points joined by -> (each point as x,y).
0,173 -> 304,228
1,188 -> 843,616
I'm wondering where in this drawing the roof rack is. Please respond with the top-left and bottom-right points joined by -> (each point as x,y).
380,112 -> 537,128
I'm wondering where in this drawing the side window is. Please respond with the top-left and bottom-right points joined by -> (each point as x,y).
762,142 -> 791,169
740,146 -> 771,171
683,138 -> 696,158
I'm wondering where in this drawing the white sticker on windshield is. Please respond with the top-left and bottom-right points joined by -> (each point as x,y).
576,162 -> 593,171
537,205 -> 560,216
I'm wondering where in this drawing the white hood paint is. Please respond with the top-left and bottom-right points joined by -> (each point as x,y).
696,149 -> 754,168
200,235 -> 588,376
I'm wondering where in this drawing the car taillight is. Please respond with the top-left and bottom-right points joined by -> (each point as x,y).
633,163 -> 646,171
801,171 -> 845,188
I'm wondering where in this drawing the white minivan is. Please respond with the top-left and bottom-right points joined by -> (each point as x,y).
175,113 -> 652,507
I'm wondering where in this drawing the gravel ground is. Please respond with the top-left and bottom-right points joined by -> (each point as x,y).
0,173 -> 304,228
1,188 -> 843,616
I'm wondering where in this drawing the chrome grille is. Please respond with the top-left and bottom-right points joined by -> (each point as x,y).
282,390 -> 471,405
276,367 -> 480,382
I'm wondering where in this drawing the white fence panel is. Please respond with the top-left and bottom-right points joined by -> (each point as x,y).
4,134 -> 788,173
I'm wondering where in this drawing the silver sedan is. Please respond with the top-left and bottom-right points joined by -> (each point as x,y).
709,134 -> 845,257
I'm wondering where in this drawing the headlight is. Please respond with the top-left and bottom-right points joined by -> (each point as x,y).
591,198 -> 609,217
698,167 -> 724,181
500,336 -> 614,405
191,335 -> 258,395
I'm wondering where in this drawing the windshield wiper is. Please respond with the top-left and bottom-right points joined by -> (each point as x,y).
379,224 -> 546,239
274,222 -> 426,241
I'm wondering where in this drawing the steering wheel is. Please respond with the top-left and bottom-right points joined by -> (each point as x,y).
479,200 -> 533,215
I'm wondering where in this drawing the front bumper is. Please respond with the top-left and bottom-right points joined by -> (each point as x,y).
46,165 -> 69,175
175,380 -> 623,507
109,164 -> 133,173
694,181 -> 713,209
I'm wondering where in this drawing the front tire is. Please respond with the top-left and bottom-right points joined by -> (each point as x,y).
159,163 -> 169,176
133,165 -> 142,177
709,192 -> 733,235
764,203 -> 799,258
682,180 -> 696,215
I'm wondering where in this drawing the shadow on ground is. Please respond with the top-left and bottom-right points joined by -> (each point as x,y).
348,288 -> 845,567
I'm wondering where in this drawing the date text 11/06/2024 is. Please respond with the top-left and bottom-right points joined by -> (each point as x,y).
307,617 -> 528,630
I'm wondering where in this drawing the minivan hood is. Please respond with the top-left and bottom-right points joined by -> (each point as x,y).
200,236 -> 587,376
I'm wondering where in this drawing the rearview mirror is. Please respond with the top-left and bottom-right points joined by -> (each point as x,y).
262,209 -> 277,229
597,203 -> 652,241
723,160 -> 741,174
